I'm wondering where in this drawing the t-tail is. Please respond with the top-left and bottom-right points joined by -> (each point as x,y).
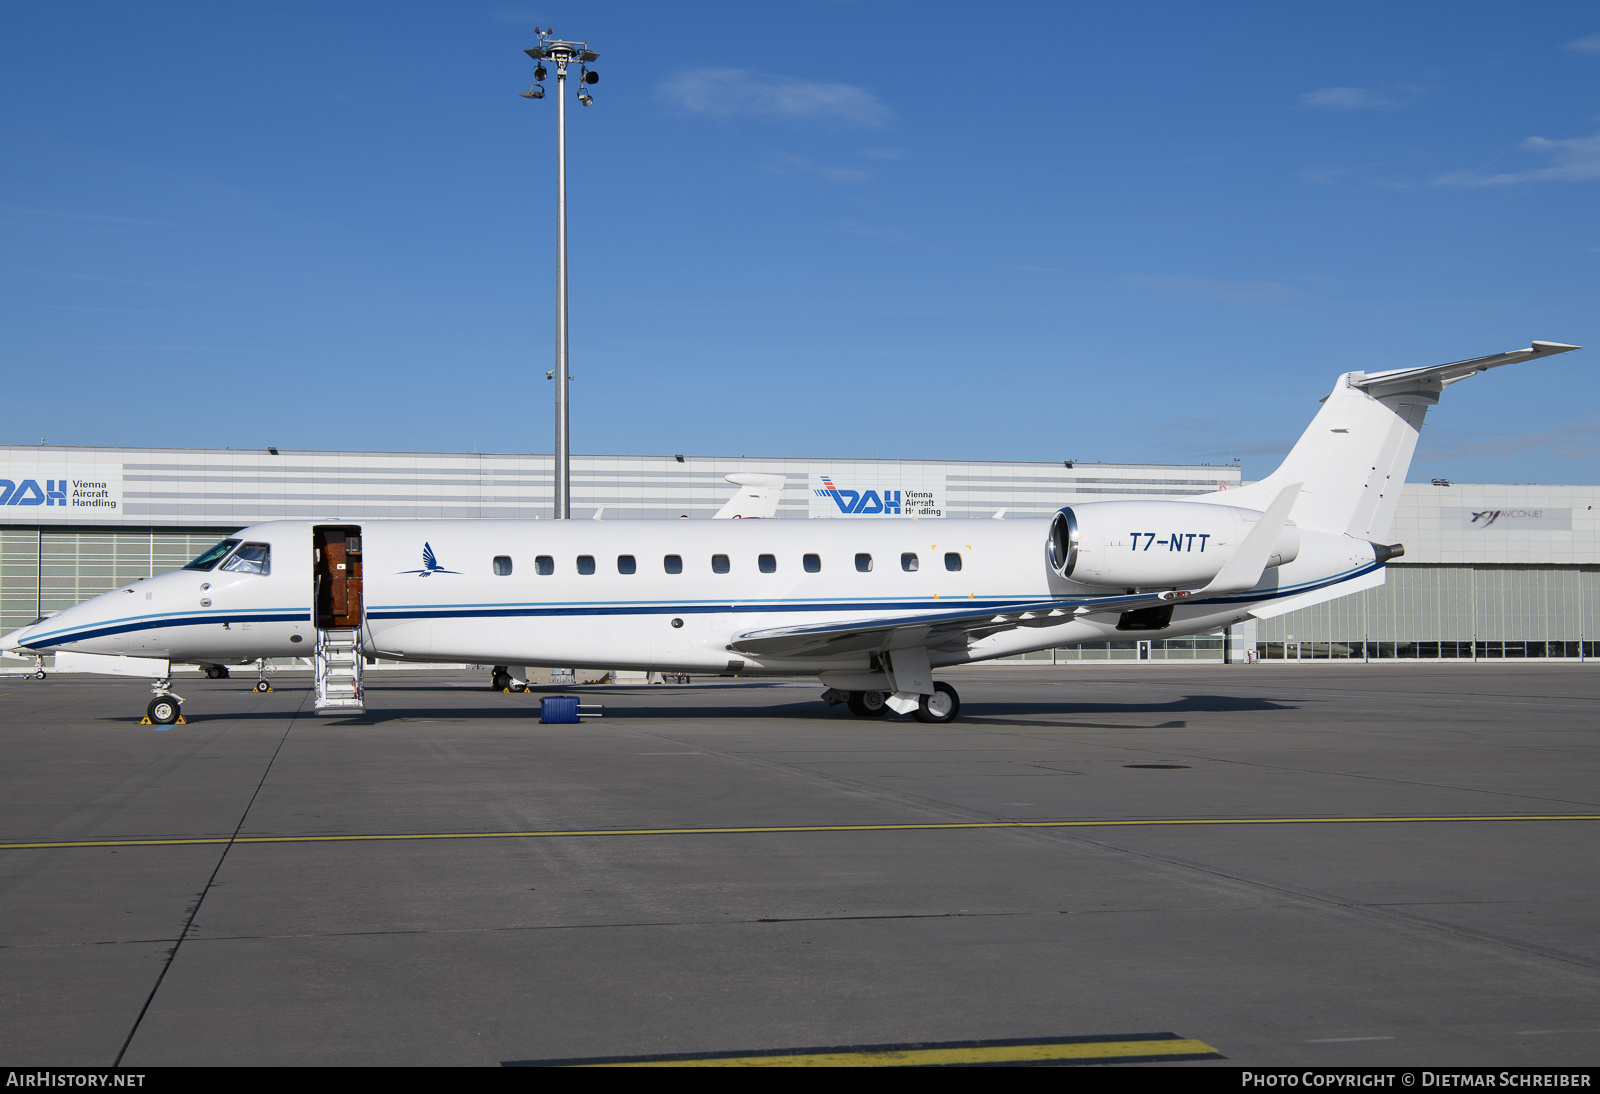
1219,341 -> 1580,541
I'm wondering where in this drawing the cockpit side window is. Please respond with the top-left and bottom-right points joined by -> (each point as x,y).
220,543 -> 271,576
184,539 -> 240,572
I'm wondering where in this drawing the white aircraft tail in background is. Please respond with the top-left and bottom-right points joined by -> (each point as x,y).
714,473 -> 785,519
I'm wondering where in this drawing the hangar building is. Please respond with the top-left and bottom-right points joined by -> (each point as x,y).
1,445 -> 1593,664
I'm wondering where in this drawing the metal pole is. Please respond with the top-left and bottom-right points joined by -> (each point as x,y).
554,58 -> 570,519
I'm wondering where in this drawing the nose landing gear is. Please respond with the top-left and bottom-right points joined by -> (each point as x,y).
142,678 -> 185,725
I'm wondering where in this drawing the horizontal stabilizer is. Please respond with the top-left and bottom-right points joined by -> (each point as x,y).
1352,341 -> 1580,399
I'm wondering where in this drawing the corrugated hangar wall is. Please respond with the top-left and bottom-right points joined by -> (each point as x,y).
1,446 -> 1596,664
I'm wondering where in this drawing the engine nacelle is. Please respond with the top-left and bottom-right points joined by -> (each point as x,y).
1048,501 -> 1300,589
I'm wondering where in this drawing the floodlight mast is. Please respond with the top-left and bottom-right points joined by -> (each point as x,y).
522,34 -> 599,519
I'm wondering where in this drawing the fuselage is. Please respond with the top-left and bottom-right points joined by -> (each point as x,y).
6,515 -> 1383,675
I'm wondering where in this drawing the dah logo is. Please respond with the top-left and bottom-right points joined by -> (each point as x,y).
814,476 -> 902,516
0,479 -> 67,506
398,542 -> 460,577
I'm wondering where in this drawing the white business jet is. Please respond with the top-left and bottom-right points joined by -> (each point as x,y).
1,341 -> 1579,725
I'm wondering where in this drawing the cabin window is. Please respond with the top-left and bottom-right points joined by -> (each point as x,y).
493,556 -> 513,576
855,553 -> 873,572
803,553 -> 821,573
712,554 -> 730,574
902,552 -> 919,572
577,555 -> 596,575
944,552 -> 962,572
664,554 -> 683,574
184,539 -> 240,572
759,554 -> 776,573
220,543 -> 271,576
535,555 -> 554,575
617,555 -> 637,574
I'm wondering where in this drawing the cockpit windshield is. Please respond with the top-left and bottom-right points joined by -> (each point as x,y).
183,539 -> 241,572
220,543 -> 271,576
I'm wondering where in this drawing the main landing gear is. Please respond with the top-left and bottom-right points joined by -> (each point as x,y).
836,682 -> 962,724
914,682 -> 961,724
847,691 -> 889,717
490,665 -> 526,692
202,664 -> 230,679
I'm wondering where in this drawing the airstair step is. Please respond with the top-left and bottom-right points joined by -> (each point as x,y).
314,626 -> 366,715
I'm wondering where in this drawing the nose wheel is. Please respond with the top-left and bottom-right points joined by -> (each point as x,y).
147,696 -> 181,725
142,678 -> 186,725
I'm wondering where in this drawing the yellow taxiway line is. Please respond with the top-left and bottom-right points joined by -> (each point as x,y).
521,1033 -> 1223,1067
4,814 -> 1599,851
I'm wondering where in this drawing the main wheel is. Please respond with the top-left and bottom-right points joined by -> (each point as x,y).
912,682 -> 961,724
254,680 -> 271,693
491,671 -> 510,691
147,697 -> 180,725
846,690 -> 890,717
204,664 -> 230,679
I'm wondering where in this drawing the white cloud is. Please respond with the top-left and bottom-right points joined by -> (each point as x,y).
1563,33 -> 1600,54
660,68 -> 891,128
1434,129 -> 1600,187
761,153 -> 874,184
1299,87 -> 1399,111
1130,275 -> 1304,306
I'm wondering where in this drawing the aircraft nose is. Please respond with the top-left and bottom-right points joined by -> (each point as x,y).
1,623 -> 37,652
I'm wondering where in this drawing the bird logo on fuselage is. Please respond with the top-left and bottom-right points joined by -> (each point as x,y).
399,542 -> 460,577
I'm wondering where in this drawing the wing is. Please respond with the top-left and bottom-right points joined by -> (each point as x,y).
728,590 -> 1185,660
422,542 -> 438,570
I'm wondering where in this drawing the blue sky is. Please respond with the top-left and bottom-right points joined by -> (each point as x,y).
1,2 -> 1595,484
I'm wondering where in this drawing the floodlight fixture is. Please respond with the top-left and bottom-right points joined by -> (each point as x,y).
520,32 -> 602,519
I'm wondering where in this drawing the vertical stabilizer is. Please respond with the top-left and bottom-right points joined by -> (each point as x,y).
1213,341 -> 1579,540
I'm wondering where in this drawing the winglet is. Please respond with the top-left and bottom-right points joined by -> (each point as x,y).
1198,483 -> 1302,597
